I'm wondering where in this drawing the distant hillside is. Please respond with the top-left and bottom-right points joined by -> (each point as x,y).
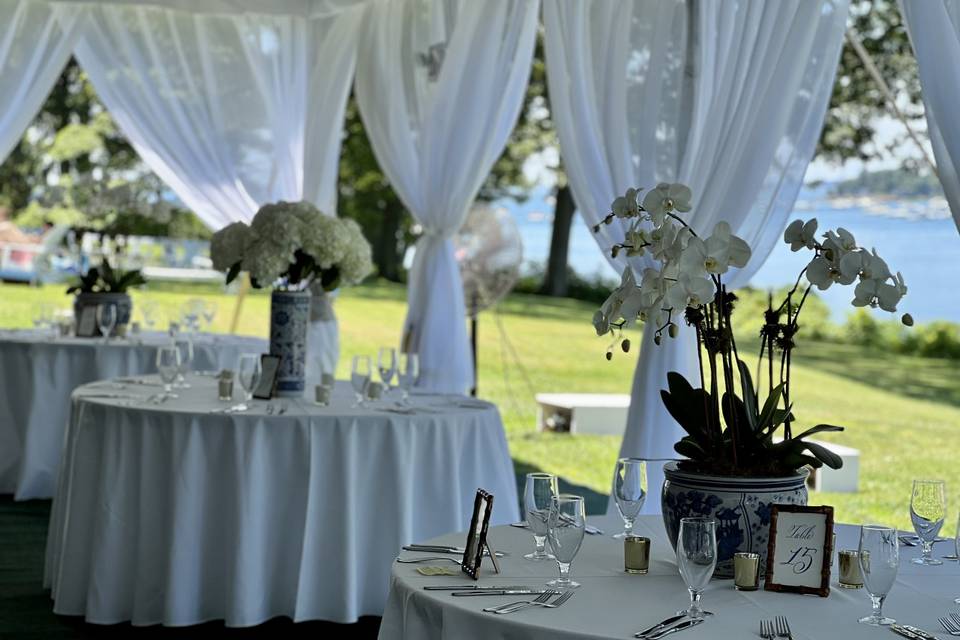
829,169 -> 943,198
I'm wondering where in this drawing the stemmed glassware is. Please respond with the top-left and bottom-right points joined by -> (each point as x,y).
910,479 -> 946,565
378,347 -> 397,391
236,354 -> 261,411
397,352 -> 419,405
351,355 -> 372,407
676,517 -> 717,620
140,299 -> 159,332
96,303 -> 117,344
155,345 -> 181,402
524,473 -> 558,561
546,494 -> 586,589
613,458 -> 647,538
201,300 -> 218,332
858,524 -> 899,626
173,337 -> 194,389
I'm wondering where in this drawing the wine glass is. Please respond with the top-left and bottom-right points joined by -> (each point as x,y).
201,300 -> 218,332
676,517 -> 717,619
155,345 -> 181,402
858,524 -> 899,626
524,472 -> 558,561
378,347 -> 397,389
613,458 -> 647,538
910,479 -> 946,565
96,303 -> 117,344
236,354 -> 261,411
140,299 -> 158,332
546,494 -> 586,589
173,337 -> 194,389
351,355 -> 371,407
397,352 -> 419,405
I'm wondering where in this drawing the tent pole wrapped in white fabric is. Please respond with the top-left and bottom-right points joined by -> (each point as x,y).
544,0 -> 850,514
354,0 -> 539,394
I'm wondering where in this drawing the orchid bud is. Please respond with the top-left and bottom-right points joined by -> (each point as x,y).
901,313 -> 914,327
654,334 -> 662,346
621,338 -> 631,353
605,350 -> 613,361
611,245 -> 620,259
592,224 -> 601,233
668,323 -> 679,338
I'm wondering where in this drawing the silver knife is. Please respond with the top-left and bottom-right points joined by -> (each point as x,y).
895,624 -> 937,640
648,618 -> 704,639
636,614 -> 687,638
423,585 -> 529,591
452,589 -> 554,596
404,544 -> 506,558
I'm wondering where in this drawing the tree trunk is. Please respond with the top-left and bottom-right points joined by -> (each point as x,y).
540,184 -> 575,297
374,201 -> 403,282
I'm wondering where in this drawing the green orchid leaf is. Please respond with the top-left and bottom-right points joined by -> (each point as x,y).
737,359 -> 759,429
800,441 -> 844,470
757,383 -> 785,430
225,262 -> 241,285
790,424 -> 844,441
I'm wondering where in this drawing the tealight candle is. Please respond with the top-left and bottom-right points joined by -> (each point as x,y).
314,384 -> 331,406
218,370 -> 234,402
367,381 -> 384,401
838,550 -> 863,588
733,552 -> 761,590
624,536 -> 650,574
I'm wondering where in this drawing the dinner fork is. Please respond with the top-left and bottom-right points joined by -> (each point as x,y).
484,591 -> 555,614
760,619 -> 775,639
939,615 -> 960,636
775,615 -> 793,639
525,589 -> 575,609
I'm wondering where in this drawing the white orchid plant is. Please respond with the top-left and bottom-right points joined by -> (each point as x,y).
594,183 -> 910,477
210,201 -> 373,291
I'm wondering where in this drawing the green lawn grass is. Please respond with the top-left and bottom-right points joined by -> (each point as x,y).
3,279 -> 958,532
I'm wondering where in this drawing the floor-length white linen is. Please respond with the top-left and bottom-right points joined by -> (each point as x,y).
45,379 -> 519,626
901,0 -> 960,233
57,1 -> 365,227
379,516 -> 952,640
0,331 -> 265,500
543,0 -> 849,513
0,0 -> 78,164
354,0 -> 539,394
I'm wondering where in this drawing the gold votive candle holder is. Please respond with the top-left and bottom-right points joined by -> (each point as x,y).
734,552 -> 761,590
838,550 -> 863,588
314,384 -> 331,406
624,536 -> 650,574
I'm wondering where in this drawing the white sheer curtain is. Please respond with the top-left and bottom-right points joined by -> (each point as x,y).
544,0 -> 849,513
56,1 -> 366,228
901,0 -> 960,232
354,0 -> 538,393
0,0 -> 78,165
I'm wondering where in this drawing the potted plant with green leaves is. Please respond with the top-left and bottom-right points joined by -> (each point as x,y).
593,183 -> 910,576
67,259 -> 147,336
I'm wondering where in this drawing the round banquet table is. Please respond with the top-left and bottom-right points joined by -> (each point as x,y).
0,329 -> 266,500
43,376 -> 520,626
379,514 -> 960,640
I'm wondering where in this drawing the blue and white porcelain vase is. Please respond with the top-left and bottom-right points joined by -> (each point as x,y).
269,289 -> 311,397
661,461 -> 809,578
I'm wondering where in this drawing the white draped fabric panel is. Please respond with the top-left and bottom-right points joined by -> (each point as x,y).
0,0 -> 78,164
354,0 -> 539,393
56,1 -> 365,228
544,0 -> 849,514
900,0 -> 960,233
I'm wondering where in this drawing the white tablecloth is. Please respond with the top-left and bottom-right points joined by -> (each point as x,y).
380,514 -> 960,640
44,377 -> 519,626
0,330 -> 267,500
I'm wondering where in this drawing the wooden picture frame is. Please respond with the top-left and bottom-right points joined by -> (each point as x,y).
75,306 -> 98,338
252,354 -> 281,400
461,489 -> 498,580
764,504 -> 834,597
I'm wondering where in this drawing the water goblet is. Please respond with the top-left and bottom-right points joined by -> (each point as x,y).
378,347 -> 397,390
524,472 -> 558,561
155,345 -> 181,402
910,479 -> 946,565
676,517 -> 717,619
858,524 -> 899,625
546,494 -> 586,588
173,337 -> 194,389
613,458 -> 647,538
236,354 -> 261,411
397,352 -> 419,405
351,355 -> 371,407
96,303 -> 117,344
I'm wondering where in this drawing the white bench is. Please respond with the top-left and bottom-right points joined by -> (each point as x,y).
535,393 -> 630,436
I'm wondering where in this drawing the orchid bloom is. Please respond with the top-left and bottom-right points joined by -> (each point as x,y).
642,183 -> 692,226
665,273 -> 714,310
784,218 -> 818,251
612,188 -> 640,219
679,221 -> 751,276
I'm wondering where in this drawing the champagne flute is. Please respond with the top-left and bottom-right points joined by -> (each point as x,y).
910,479 -> 946,565
613,458 -> 647,538
236,354 -> 261,411
858,524 -> 899,625
378,347 -> 397,389
397,352 -> 419,405
524,473 -> 558,561
173,337 -> 194,389
155,345 -> 181,402
676,517 -> 717,619
96,303 -> 117,344
546,494 -> 585,588
351,355 -> 371,407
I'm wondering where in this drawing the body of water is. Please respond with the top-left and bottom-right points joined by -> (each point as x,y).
500,188 -> 960,323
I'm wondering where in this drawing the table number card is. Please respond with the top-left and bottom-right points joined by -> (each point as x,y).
76,307 -> 98,338
764,504 -> 834,597
461,489 -> 500,580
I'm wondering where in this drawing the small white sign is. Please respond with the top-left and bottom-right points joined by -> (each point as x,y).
76,307 -> 98,338
765,505 -> 834,597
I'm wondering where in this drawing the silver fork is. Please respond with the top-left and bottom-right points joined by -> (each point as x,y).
525,589 -> 574,609
775,615 -> 793,639
484,591 -> 555,614
759,619 -> 775,640
939,616 -> 960,636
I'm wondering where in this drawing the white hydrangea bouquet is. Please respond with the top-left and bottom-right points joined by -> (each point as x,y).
210,200 -> 373,291
593,183 -> 909,477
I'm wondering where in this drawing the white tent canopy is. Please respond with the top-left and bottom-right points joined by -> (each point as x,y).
0,0 -> 862,471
